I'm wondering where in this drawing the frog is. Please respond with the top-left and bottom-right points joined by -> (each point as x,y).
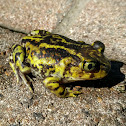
9,30 -> 111,98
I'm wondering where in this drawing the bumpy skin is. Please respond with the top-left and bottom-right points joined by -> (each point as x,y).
9,30 -> 111,97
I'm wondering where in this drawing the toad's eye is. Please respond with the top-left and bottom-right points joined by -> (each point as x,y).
82,60 -> 99,72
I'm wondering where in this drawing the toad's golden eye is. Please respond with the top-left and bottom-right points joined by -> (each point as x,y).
82,60 -> 99,72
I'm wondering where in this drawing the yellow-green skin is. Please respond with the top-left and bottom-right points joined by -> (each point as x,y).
9,30 -> 111,97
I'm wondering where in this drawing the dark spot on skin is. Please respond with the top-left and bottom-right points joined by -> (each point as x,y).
47,86 -> 53,90
27,47 -> 30,51
38,50 -> 43,58
15,52 -> 22,62
46,65 -> 53,69
12,45 -> 20,51
22,39 -> 39,47
101,67 -> 107,72
32,36 -> 44,38
39,30 -> 51,36
31,50 -> 37,57
38,47 -> 80,64
53,86 -> 59,91
56,59 -> 60,62
10,59 -> 14,63
48,85 -> 60,91
90,73 -> 95,78
59,88 -> 65,96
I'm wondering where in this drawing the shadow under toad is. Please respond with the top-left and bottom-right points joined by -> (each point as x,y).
66,61 -> 125,88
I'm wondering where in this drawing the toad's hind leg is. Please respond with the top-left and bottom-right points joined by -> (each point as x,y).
9,44 -> 33,92
43,77 -> 81,98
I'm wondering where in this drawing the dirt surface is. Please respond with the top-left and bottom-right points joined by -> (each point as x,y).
0,0 -> 75,33
0,0 -> 126,126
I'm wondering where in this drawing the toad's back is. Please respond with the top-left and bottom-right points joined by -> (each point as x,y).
21,30 -> 101,65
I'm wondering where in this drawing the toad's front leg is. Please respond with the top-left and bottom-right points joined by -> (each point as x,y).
9,44 -> 33,92
43,77 -> 81,98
